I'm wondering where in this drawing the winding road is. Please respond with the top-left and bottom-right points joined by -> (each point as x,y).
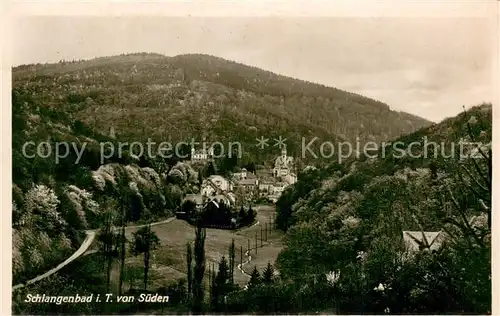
235,220 -> 260,280
234,219 -> 280,290
13,211 -> 275,292
236,250 -> 253,290
12,217 -> 176,291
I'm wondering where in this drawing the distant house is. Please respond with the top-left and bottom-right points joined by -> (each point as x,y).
201,175 -> 233,196
284,172 -> 297,185
267,195 -> 280,203
232,168 -> 248,180
256,168 -> 274,178
180,194 -> 224,219
183,194 -> 204,211
208,175 -> 233,192
402,230 -> 446,253
271,182 -> 288,195
245,171 -> 257,179
258,181 -> 273,192
226,192 -> 237,205
302,165 -> 317,172
201,180 -> 218,196
191,147 -> 214,163
258,180 -> 276,196
239,178 -> 259,192
209,194 -> 231,208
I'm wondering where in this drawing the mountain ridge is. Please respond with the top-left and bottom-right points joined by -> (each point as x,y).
12,52 -> 432,165
13,52 -> 428,118
9,52 -> 424,119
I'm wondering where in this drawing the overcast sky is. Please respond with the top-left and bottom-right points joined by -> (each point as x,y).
11,15 -> 495,122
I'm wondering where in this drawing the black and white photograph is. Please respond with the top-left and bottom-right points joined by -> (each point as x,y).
6,1 -> 497,314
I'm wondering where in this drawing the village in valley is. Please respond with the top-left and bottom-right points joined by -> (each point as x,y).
178,144 -> 298,227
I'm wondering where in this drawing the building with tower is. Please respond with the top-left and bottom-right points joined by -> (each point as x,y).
273,145 -> 294,178
191,146 -> 214,163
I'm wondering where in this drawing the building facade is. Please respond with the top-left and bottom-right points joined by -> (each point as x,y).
273,145 -> 294,177
191,147 -> 214,162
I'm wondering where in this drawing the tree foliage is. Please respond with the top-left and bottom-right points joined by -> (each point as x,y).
130,224 -> 160,291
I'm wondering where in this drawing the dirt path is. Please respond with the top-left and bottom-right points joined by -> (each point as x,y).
118,218 -> 175,231
12,217 -> 176,291
233,205 -> 279,288
12,205 -> 278,291
236,250 -> 252,289
12,231 -> 96,291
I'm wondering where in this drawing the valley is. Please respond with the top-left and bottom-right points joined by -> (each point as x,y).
11,53 -> 491,315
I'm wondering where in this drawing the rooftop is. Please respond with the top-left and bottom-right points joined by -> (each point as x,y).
184,194 -> 204,205
239,178 -> 258,185
403,231 -> 446,252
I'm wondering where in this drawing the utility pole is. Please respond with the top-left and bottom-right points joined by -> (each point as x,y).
265,223 -> 268,241
260,225 -> 263,247
269,216 -> 273,237
208,264 -> 211,287
118,200 -> 126,296
255,231 -> 258,254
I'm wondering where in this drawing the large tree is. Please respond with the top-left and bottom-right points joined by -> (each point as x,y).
228,239 -> 236,284
211,256 -> 231,311
248,266 -> 261,288
262,262 -> 275,284
130,224 -> 160,291
97,203 -> 119,293
186,242 -> 193,301
192,219 -> 206,313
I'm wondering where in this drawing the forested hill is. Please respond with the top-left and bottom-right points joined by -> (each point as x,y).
12,52 -> 431,165
272,103 -> 491,314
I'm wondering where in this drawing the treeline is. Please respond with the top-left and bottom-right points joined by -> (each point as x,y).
271,104 -> 492,314
11,88 -> 195,285
12,53 -> 430,167
180,200 -> 257,229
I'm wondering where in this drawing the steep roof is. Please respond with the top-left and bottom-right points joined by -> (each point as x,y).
403,231 -> 445,252
240,178 -> 258,185
208,174 -> 226,181
202,179 -> 219,191
274,155 -> 293,169
246,172 -> 257,179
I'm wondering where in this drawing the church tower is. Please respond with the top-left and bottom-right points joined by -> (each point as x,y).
281,145 -> 287,159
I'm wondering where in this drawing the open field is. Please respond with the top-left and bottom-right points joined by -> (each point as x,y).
122,204 -> 284,289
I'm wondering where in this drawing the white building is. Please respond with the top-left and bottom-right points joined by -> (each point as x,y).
183,194 -> 204,211
201,175 -> 234,197
284,173 -> 298,185
209,194 -> 232,208
208,175 -> 233,192
201,180 -> 217,196
273,145 -> 294,177
402,231 -> 446,253
191,147 -> 214,162
271,182 -> 288,195
258,181 -> 274,194
232,168 -> 248,180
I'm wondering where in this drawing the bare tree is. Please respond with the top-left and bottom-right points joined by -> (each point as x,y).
441,108 -> 491,248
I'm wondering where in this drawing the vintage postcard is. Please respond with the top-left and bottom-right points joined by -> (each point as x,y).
3,1 -> 497,315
